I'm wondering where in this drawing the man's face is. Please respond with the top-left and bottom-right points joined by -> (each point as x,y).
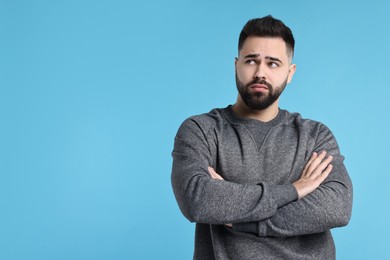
235,36 -> 296,110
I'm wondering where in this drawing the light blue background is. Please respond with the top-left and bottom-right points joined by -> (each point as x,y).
1,0 -> 389,259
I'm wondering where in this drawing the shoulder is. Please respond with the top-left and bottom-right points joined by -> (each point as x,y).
176,108 -> 226,138
282,110 -> 342,154
283,110 -> 334,141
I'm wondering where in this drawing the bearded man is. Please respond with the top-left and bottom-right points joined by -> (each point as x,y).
171,15 -> 352,260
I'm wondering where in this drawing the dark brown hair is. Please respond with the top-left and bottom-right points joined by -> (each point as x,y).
238,15 -> 295,58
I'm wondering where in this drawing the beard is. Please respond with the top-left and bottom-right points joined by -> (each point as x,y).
235,72 -> 288,110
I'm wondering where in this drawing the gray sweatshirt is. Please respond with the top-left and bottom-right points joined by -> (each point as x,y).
171,106 -> 352,260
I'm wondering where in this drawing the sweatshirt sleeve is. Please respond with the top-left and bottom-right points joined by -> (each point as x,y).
171,118 -> 298,225
234,124 -> 353,237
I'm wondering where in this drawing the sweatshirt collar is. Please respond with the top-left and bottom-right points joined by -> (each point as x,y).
223,105 -> 287,128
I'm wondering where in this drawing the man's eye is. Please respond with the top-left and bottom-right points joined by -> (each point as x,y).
245,60 -> 256,65
269,62 -> 278,68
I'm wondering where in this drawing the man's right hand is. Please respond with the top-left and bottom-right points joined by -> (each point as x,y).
293,151 -> 333,199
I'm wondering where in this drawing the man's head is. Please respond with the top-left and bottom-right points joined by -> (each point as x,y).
238,15 -> 295,62
235,16 -> 296,111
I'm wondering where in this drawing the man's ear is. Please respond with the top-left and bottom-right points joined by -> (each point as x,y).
235,57 -> 238,66
287,64 -> 296,84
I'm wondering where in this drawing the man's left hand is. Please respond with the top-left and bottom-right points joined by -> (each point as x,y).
208,167 -> 224,180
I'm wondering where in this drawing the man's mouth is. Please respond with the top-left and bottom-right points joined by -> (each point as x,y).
250,83 -> 269,92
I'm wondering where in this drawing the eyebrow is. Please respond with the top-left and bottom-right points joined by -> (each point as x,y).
243,53 -> 283,64
266,56 -> 283,63
243,53 -> 260,59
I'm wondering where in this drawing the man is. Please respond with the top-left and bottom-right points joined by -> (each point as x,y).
171,15 -> 352,259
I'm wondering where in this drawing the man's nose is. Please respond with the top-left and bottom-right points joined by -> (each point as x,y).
254,64 -> 266,80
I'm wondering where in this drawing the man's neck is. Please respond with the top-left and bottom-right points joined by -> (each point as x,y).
232,99 -> 280,122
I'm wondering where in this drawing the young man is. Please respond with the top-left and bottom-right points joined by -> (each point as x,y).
171,15 -> 352,259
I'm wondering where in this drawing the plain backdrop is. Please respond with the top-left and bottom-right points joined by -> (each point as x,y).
1,0 -> 389,259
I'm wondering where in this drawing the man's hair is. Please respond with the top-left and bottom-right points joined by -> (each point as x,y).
238,15 -> 295,58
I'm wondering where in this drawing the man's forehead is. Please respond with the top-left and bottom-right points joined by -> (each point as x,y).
239,37 -> 289,59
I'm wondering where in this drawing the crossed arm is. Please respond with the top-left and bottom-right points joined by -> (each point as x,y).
171,118 -> 352,237
207,146 -> 351,237
208,151 -> 342,235
209,151 -> 334,200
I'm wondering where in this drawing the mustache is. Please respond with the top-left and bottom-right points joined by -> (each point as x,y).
246,79 -> 273,89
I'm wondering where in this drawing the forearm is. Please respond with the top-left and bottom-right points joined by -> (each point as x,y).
261,180 -> 351,237
233,162 -> 352,237
172,154 -> 298,224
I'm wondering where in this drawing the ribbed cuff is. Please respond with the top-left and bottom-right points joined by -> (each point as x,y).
269,183 -> 298,208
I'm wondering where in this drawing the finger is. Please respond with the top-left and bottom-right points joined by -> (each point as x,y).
309,155 -> 333,179
213,172 -> 224,180
208,167 -> 224,180
315,164 -> 333,183
304,151 -> 327,177
208,167 -> 218,178
302,152 -> 318,176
